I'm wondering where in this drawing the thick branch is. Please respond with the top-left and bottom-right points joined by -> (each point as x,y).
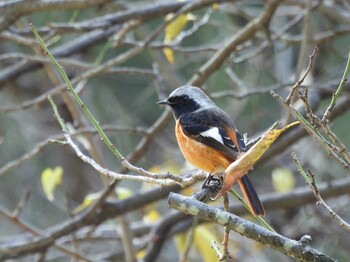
0,27 -> 117,86
3,175 -> 350,260
0,0 -> 114,32
168,193 -> 335,262
0,185 -> 181,260
189,0 -> 282,86
50,0 -> 230,32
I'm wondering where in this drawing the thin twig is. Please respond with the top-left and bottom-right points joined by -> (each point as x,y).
272,90 -> 350,170
291,153 -> 350,231
285,46 -> 318,105
0,125 -> 148,177
32,24 -> 185,189
323,48 -> 350,121
189,0 -> 281,86
0,45 -> 144,113
0,208 -> 93,261
32,24 -> 126,161
298,89 -> 349,161
271,47 -> 350,171
178,217 -> 198,262
47,0 -> 229,32
112,19 -> 142,48
65,128 -> 206,187
220,193 -> 231,261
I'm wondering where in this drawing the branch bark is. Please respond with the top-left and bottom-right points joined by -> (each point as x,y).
168,193 -> 335,262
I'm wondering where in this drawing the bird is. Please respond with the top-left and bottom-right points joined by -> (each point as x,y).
157,85 -> 265,216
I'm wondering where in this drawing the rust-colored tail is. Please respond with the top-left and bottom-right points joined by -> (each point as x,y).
237,175 -> 265,216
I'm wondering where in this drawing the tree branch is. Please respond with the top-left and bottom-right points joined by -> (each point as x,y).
168,193 -> 335,262
189,0 -> 282,86
0,184 -> 181,260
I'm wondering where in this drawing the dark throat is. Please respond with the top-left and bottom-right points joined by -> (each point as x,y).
169,98 -> 200,119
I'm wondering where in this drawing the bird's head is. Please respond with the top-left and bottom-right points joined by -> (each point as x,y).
157,85 -> 214,119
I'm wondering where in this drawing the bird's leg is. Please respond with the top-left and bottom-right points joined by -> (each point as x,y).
195,173 -> 222,202
206,173 -> 223,201
201,173 -> 215,188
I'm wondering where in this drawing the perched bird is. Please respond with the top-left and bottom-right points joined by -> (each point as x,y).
157,85 -> 265,216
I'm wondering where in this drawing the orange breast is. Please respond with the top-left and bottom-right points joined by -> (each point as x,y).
175,120 -> 232,173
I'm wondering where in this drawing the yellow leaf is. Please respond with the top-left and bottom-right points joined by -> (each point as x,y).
164,13 -> 194,43
194,225 -> 221,262
272,167 -> 296,192
212,3 -> 219,10
41,166 -> 63,201
174,232 -> 187,255
218,122 -> 299,196
73,187 -> 132,214
143,210 -> 161,223
163,13 -> 195,63
174,225 -> 220,262
72,192 -> 101,214
163,47 -> 174,64
116,187 -> 133,200
136,249 -> 146,260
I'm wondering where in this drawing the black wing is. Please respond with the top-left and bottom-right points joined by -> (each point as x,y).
179,109 -> 243,159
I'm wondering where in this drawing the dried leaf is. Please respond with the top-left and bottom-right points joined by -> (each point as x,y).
218,122 -> 299,196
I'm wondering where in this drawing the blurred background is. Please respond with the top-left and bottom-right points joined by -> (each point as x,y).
0,0 -> 350,261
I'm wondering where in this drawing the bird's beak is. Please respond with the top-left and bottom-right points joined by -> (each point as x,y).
157,99 -> 168,105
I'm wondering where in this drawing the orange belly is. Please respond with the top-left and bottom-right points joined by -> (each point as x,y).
175,120 -> 232,173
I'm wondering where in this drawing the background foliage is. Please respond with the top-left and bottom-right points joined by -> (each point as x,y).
0,0 -> 350,261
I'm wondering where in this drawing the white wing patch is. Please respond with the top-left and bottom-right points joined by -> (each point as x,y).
200,127 -> 224,145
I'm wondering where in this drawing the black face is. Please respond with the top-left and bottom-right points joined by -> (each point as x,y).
167,95 -> 200,119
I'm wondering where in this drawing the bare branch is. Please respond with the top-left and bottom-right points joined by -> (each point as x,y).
322,48 -> 350,121
49,0 -> 230,32
0,184 -> 181,261
64,132 -> 206,187
292,153 -> 350,231
306,169 -> 350,231
189,0 -> 281,86
285,46 -> 318,105
168,193 -> 335,262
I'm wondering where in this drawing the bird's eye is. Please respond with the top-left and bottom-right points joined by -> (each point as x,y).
181,96 -> 189,104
